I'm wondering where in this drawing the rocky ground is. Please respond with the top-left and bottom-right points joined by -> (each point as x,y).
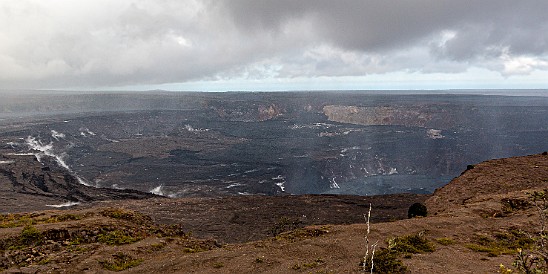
0,152 -> 154,213
0,152 -> 547,273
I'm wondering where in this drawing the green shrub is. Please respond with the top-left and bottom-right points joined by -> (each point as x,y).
503,190 -> 548,272
100,253 -> 143,271
466,230 -> 533,257
361,249 -> 407,274
465,243 -> 502,257
97,230 -> 140,245
1,213 -> 84,228
0,214 -> 35,228
387,232 -> 435,254
361,232 -> 433,273
147,242 -> 167,252
20,225 -> 43,246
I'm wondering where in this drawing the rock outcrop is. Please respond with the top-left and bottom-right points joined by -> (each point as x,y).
323,105 -> 436,127
0,151 -> 156,213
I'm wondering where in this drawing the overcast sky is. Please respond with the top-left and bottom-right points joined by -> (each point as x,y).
1,0 -> 548,92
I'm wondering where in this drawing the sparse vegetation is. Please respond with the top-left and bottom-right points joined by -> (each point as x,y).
100,253 -> 143,271
20,224 -> 43,246
47,213 -> 82,223
148,241 -> 167,252
292,258 -> 325,270
212,262 -> 224,268
1,213 -> 85,228
0,213 -> 34,228
0,208 -> 221,272
153,224 -> 189,238
502,190 -> 548,273
304,258 -> 325,268
362,249 -> 407,274
387,231 -> 435,254
361,231 -> 434,273
269,216 -> 303,236
501,198 -> 532,215
0,225 -> 44,250
178,239 -> 218,253
37,257 -> 52,265
97,230 -> 140,245
466,230 -> 533,257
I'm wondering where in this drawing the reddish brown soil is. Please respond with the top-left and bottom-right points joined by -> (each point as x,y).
427,153 -> 548,214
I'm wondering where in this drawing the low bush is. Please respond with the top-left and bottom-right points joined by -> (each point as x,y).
292,258 -> 325,270
387,231 -> 435,254
361,231 -> 434,273
361,249 -> 407,274
100,253 -> 143,271
97,230 -> 140,245
20,225 -> 43,246
466,230 -> 533,257
502,190 -> 548,272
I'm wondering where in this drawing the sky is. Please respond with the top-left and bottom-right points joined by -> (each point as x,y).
1,0 -> 548,92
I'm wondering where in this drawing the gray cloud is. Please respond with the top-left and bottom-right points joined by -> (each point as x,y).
223,0 -> 548,56
1,0 -> 547,89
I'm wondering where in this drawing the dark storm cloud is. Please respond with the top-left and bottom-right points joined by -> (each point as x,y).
222,0 -> 548,58
1,0 -> 547,89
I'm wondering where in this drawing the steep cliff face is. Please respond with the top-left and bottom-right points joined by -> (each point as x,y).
257,104 -> 283,121
322,105 -> 452,128
205,100 -> 285,122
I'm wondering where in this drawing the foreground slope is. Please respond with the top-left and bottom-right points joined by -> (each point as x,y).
0,153 -> 547,273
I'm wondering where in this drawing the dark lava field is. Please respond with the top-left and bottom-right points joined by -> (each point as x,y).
1,91 -> 547,197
